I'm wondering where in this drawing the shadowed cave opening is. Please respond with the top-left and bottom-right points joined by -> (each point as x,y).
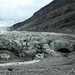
0,48 -> 8,50
57,48 -> 71,53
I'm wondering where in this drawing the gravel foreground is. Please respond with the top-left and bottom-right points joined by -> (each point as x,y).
0,54 -> 75,75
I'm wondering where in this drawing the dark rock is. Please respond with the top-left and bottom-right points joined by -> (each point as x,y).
57,48 -> 71,53
10,0 -> 75,33
8,68 -> 13,71
23,50 -> 36,60
35,53 -> 44,59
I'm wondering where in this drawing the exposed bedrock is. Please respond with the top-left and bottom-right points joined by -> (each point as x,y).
0,31 -> 75,62
10,0 -> 75,33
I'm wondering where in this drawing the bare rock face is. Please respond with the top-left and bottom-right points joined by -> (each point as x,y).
0,31 -> 75,62
10,0 -> 75,33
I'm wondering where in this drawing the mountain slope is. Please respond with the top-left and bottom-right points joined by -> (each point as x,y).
10,0 -> 75,33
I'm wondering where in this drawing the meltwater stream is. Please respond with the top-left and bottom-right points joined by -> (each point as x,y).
0,60 -> 40,67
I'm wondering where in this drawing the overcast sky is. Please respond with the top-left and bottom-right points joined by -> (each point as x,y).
0,0 -> 53,26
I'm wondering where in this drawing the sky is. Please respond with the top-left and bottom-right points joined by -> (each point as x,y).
0,0 -> 53,27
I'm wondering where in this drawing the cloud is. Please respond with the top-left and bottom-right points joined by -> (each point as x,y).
0,0 -> 34,8
0,0 -> 53,25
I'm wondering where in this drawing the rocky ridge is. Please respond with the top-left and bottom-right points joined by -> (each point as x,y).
10,0 -> 75,33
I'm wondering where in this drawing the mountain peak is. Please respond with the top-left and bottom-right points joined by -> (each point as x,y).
10,0 -> 75,33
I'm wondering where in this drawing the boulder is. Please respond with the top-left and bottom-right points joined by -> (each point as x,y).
34,43 -> 44,53
45,49 -> 60,57
35,53 -> 44,59
23,50 -> 36,60
43,44 -> 50,50
0,53 -> 10,60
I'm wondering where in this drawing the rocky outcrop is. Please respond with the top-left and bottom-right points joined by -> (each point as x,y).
0,31 -> 75,62
10,0 -> 75,33
0,53 -> 10,60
